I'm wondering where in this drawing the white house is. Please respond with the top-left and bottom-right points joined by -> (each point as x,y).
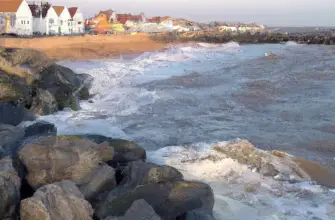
68,7 -> 84,34
0,0 -> 33,35
52,6 -> 71,35
29,3 -> 59,35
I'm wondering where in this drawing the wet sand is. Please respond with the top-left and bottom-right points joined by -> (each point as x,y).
0,34 -> 166,61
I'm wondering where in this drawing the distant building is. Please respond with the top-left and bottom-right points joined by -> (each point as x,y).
68,7 -> 84,34
52,6 -> 71,35
116,13 -> 145,25
98,9 -> 117,23
0,0 -> 33,35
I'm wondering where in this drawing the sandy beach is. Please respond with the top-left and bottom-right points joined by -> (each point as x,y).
0,34 -> 166,60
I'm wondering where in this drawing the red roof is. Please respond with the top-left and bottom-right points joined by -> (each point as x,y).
116,14 -> 142,24
99,9 -> 114,18
0,0 -> 23,12
148,16 -> 161,23
68,7 -> 78,18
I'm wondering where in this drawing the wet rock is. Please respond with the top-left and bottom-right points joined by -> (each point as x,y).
80,135 -> 146,165
18,136 -> 114,189
20,180 -> 93,220
259,163 -> 279,177
37,64 -> 90,110
121,161 -> 183,188
0,103 -> 35,126
22,120 -> 57,138
104,199 -> 161,220
0,157 -> 21,220
0,124 -> 25,158
78,164 -> 117,205
30,89 -> 58,115
97,180 -> 214,220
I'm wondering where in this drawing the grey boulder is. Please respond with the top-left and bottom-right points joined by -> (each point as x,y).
20,180 -> 93,220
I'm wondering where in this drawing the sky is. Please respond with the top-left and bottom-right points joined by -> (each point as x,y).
48,0 -> 335,27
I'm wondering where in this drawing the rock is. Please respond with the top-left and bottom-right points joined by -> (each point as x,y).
37,64 -> 89,110
0,157 -> 21,220
80,135 -> 146,164
20,180 -> 93,220
104,199 -> 161,220
259,163 -> 279,177
0,69 -> 32,105
0,103 -> 35,126
30,89 -> 58,115
121,161 -> 183,188
18,136 -> 114,189
97,180 -> 214,220
22,121 -> 57,138
0,124 -> 25,158
78,164 -> 117,204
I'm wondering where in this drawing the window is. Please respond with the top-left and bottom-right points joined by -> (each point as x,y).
27,21 -> 29,24
23,20 -> 25,24
60,20 -> 63,25
68,22 -> 70,26
21,20 -> 24,24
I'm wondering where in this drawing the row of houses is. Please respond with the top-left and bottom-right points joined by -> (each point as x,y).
0,0 -> 84,35
85,10 -> 204,34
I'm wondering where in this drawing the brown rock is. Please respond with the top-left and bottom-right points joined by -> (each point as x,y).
20,180 -> 93,220
18,136 -> 114,189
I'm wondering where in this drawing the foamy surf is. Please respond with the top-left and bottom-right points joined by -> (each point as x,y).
147,139 -> 335,220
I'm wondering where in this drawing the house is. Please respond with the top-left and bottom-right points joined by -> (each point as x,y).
116,13 -> 145,25
98,9 -> 117,23
52,6 -> 71,35
0,0 -> 33,35
68,7 -> 84,34
28,3 -> 59,35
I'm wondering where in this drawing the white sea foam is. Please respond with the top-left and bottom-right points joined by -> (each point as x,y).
147,141 -> 335,220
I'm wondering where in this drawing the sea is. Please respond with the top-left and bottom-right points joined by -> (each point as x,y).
39,42 -> 335,220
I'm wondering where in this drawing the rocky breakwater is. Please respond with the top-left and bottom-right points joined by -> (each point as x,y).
152,31 -> 335,45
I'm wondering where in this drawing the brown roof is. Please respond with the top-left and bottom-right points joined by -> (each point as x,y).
68,7 -> 78,18
52,6 -> 64,16
0,0 -> 23,12
99,9 -> 114,18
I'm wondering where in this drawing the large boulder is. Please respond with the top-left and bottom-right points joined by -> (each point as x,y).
104,199 -> 161,220
0,103 -> 35,126
78,164 -> 117,204
0,157 -> 21,220
97,180 -> 214,220
120,161 -> 183,188
18,136 -> 114,189
20,180 -> 94,220
22,120 -> 57,139
80,135 -> 146,165
37,64 -> 90,110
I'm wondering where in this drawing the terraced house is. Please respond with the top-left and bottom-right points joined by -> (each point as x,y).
0,0 -> 33,35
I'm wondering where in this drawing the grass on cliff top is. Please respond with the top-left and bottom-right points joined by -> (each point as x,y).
0,55 -> 33,84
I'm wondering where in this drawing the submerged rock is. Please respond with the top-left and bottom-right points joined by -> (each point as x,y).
104,199 -> 161,220
20,180 -> 93,220
97,180 -> 214,220
18,136 -> 114,189
0,157 -> 21,220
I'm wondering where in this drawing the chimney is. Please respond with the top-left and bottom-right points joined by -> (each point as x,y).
5,16 -> 10,33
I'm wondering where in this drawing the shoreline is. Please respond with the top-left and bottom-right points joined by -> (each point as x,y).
0,34 -> 167,61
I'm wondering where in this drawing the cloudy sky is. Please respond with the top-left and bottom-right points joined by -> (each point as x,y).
49,0 -> 335,26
